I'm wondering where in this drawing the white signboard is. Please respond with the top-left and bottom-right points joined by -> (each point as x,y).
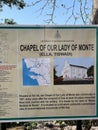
0,26 -> 97,121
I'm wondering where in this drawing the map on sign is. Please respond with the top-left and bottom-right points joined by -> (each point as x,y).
22,58 -> 51,86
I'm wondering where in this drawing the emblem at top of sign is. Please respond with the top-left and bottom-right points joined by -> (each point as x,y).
55,30 -> 61,39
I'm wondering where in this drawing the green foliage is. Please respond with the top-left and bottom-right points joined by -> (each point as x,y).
87,65 -> 94,77
4,18 -> 16,24
0,0 -> 26,24
82,120 -> 90,126
24,122 -> 37,130
60,121 -> 67,129
0,0 -> 25,9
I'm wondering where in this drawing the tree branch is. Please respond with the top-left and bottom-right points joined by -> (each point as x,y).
26,0 -> 92,24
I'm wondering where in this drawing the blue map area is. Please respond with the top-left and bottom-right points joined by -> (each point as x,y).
22,59 -> 39,86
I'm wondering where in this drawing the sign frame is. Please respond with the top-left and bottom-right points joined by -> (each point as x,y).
0,25 -> 97,122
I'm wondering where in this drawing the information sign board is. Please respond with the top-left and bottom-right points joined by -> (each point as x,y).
0,25 -> 97,121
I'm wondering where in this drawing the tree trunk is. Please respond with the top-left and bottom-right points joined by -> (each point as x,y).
92,0 -> 98,24
1,123 -> 11,130
76,120 -> 82,130
1,123 -> 6,130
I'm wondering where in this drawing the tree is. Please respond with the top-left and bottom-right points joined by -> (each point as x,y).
0,0 -> 97,24
0,0 -> 25,10
0,0 -> 92,24
54,66 -> 58,79
87,65 -> 94,78
4,18 -> 16,24
0,0 -> 26,24
24,0 -> 92,24
25,0 -> 98,24
92,0 -> 98,24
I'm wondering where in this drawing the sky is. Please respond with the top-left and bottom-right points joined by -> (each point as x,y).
0,1 -> 94,77
0,0 -> 92,25
54,57 -> 94,76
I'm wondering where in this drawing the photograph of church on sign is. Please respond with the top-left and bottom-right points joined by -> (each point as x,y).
54,58 -> 94,85
62,60 -> 87,80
